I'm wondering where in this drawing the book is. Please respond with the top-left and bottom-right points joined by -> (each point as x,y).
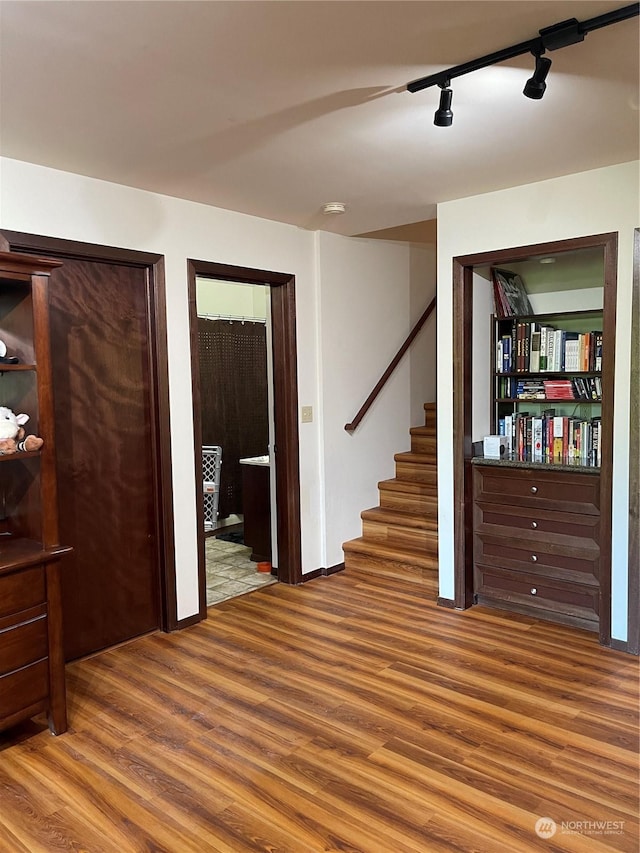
530,330 -> 541,372
594,331 -> 603,371
491,268 -> 533,318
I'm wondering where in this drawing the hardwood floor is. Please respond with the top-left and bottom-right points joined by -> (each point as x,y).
1,563 -> 638,852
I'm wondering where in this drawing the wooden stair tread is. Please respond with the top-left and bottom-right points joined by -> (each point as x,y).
343,537 -> 438,568
361,506 -> 438,530
423,402 -> 437,411
394,451 -> 438,466
409,426 -> 437,437
378,478 -> 438,497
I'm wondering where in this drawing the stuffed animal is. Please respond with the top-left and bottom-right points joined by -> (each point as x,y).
0,407 -> 44,455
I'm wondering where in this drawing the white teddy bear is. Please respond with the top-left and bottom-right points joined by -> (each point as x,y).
0,406 -> 44,455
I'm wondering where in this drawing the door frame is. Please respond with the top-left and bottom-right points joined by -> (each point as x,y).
451,232 -> 617,647
188,259 -> 302,619
0,230 -> 177,630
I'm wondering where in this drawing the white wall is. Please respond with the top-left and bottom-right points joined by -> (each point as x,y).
0,157 -> 320,618
316,232 -> 415,567
409,245 -> 437,426
437,160 -> 640,642
0,157 -> 420,614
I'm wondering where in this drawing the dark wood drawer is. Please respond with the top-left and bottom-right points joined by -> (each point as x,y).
0,565 -> 46,619
0,658 -> 49,719
474,465 -> 600,515
474,533 -> 599,585
475,565 -> 599,624
475,501 -> 600,545
0,615 -> 48,676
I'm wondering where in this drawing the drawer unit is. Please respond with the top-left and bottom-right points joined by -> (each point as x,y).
475,565 -> 599,629
0,659 -> 49,723
472,463 -> 601,632
0,615 -> 48,675
0,557 -> 68,735
0,565 -> 46,618
474,465 -> 600,515
474,532 -> 599,586
474,501 -> 600,546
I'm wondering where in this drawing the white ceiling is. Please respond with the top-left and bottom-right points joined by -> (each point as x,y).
0,1 -> 638,237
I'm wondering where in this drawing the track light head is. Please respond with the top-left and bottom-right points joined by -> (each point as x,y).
523,54 -> 552,99
434,85 -> 453,127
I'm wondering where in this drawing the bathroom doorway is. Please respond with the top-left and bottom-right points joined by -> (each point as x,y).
188,259 -> 302,619
196,277 -> 277,605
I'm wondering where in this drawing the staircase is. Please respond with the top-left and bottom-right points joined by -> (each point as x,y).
343,402 -> 438,581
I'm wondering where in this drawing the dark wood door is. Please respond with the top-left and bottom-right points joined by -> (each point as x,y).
47,258 -> 160,660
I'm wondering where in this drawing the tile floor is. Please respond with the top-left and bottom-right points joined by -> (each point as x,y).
205,536 -> 276,606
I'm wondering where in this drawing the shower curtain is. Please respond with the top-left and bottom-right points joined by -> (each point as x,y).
198,318 -> 269,519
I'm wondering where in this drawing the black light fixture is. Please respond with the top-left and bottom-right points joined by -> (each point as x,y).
407,3 -> 639,125
523,53 -> 552,100
434,84 -> 453,126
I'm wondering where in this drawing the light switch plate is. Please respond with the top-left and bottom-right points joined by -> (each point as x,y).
301,406 -> 313,423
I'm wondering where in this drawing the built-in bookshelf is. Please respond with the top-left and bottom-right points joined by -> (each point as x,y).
459,232 -> 617,644
491,308 -> 603,467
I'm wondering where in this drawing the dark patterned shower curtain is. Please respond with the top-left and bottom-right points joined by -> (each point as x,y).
198,318 -> 269,519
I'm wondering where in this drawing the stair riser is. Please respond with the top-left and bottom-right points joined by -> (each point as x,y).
379,493 -> 438,513
362,520 -> 439,554
423,403 -> 437,431
410,436 -> 437,455
395,462 -> 438,485
344,551 -> 439,578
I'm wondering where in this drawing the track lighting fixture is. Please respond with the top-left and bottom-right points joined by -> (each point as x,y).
523,54 -> 552,100
434,85 -> 453,127
407,2 -> 639,125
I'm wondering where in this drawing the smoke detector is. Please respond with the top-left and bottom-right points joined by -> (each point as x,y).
322,202 -> 346,215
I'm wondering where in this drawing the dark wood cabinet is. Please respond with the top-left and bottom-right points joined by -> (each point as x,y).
241,461 -> 271,563
473,460 -> 601,632
0,251 -> 71,734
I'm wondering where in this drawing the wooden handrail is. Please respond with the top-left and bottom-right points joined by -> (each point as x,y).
344,296 -> 436,433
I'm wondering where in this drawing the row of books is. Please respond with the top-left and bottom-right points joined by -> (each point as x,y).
498,412 -> 601,466
496,376 -> 602,401
496,322 -> 602,374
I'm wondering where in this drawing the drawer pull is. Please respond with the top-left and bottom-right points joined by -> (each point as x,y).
531,588 -> 537,595
531,555 -> 538,562
531,486 -> 538,494
531,521 -> 538,529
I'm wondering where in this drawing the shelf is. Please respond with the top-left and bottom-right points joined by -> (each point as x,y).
471,456 -> 600,473
496,309 -> 603,323
0,451 -> 40,463
497,398 -> 601,404
494,371 -> 601,378
0,537 -> 72,575
0,364 -> 36,372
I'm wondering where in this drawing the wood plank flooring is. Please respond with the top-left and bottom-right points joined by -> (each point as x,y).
1,563 -> 638,852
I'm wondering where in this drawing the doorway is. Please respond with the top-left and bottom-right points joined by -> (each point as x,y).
188,259 -> 302,619
196,277 -> 277,605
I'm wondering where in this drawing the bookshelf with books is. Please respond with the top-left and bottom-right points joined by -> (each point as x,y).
466,232 -> 618,642
491,308 -> 603,468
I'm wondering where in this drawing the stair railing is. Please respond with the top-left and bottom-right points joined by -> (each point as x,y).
344,296 -> 436,433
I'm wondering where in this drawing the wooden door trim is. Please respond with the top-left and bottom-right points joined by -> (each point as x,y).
628,228 -> 640,656
188,260 -> 302,620
0,230 -> 177,630
452,233 -> 617,648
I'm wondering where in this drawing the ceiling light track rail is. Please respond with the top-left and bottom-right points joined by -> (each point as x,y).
407,3 -> 639,94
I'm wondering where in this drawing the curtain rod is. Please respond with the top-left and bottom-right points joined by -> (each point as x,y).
198,313 -> 267,324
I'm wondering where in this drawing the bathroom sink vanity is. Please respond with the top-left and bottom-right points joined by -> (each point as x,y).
239,456 -> 271,563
